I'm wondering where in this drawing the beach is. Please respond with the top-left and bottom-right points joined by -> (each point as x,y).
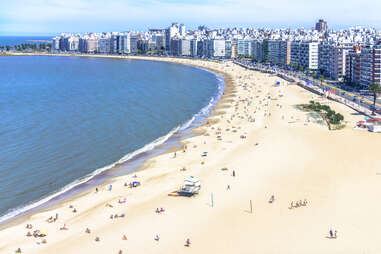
1,56 -> 381,254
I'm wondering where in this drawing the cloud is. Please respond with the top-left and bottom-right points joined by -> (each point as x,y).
1,0 -> 381,34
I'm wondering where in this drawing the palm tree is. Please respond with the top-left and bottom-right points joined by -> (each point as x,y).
319,76 -> 325,86
368,82 -> 381,115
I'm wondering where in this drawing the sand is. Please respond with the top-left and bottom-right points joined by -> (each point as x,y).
1,55 -> 381,254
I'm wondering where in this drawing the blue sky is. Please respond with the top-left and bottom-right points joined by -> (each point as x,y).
1,0 -> 381,35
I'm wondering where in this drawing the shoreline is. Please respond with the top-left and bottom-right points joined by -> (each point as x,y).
1,54 -> 380,254
0,54 -> 231,229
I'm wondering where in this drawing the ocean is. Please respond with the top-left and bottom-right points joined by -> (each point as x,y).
0,36 -> 53,46
0,55 -> 224,224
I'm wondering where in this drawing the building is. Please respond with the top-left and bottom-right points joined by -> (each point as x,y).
98,37 -> 111,53
266,40 -> 291,65
52,37 -> 60,51
319,43 -> 352,80
280,40 -> 291,65
225,40 -> 232,58
231,40 -> 238,58
345,46 -> 361,84
291,41 -> 319,70
155,34 -> 166,51
179,39 -> 191,56
209,39 -> 226,57
179,24 -> 186,36
165,23 -> 180,52
359,45 -> 381,87
237,39 -> 252,57
190,39 -> 198,57
315,19 -> 328,33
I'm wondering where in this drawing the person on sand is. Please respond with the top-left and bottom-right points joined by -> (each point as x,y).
173,152 -> 176,158
160,207 -> 165,213
232,170 -> 236,177
227,185 -> 230,190
26,231 -> 32,237
269,195 -> 275,203
334,230 -> 337,239
109,185 -> 112,191
329,229 -> 333,238
95,237 -> 100,242
60,224 -> 68,230
185,238 -> 191,247
16,248 -> 22,253
154,235 -> 160,241
95,187 -> 98,193
118,250 -> 123,254
122,235 -> 127,240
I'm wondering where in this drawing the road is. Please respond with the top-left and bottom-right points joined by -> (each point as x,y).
233,60 -> 381,117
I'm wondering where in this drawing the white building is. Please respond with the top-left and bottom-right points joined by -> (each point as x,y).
291,41 -> 319,70
237,39 -> 252,56
209,39 -> 226,57
319,43 -> 352,80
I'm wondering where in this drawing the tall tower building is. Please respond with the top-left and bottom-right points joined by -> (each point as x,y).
315,19 -> 328,33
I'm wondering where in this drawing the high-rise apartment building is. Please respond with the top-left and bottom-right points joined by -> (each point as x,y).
291,41 -> 319,70
319,43 -> 351,80
315,19 -> 328,33
345,46 -> 361,84
359,45 -> 381,87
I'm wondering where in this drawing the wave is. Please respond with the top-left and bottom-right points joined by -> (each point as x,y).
0,68 -> 225,225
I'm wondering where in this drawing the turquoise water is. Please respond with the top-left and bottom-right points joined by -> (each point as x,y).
0,56 -> 222,223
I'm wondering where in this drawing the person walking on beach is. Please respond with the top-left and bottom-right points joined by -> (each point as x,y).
185,238 -> 191,247
334,230 -> 337,239
329,229 -> 333,238
109,185 -> 112,191
227,185 -> 230,190
232,170 -> 236,177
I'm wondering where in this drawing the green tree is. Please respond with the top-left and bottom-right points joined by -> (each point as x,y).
369,82 -> 381,115
319,76 -> 325,86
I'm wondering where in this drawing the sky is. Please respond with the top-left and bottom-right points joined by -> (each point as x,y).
1,0 -> 381,35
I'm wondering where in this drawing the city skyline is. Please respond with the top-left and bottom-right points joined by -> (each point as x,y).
1,0 -> 381,35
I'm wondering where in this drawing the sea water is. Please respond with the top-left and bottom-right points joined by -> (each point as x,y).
0,56 -> 223,223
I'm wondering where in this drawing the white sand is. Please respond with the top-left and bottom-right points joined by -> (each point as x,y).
1,55 -> 381,254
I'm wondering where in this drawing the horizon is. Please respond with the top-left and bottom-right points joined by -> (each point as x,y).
1,0 -> 381,35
